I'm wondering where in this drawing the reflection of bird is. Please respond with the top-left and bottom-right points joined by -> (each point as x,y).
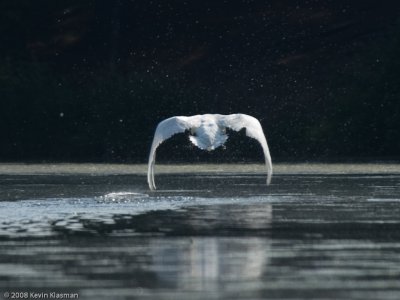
147,114 -> 273,190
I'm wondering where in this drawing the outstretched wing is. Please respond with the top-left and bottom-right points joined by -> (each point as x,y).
220,114 -> 273,185
147,116 -> 201,190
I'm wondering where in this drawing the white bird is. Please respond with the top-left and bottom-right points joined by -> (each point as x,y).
147,113 -> 272,190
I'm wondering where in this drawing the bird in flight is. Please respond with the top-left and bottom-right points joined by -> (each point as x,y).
147,113 -> 272,190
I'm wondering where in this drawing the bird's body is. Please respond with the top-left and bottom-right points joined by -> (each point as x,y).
188,114 -> 228,151
147,113 -> 272,190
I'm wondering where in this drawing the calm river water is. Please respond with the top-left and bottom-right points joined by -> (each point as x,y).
0,164 -> 400,300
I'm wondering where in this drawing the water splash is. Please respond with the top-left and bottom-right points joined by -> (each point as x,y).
97,192 -> 150,203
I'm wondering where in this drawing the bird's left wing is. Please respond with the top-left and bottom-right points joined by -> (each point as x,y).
220,114 -> 273,185
147,116 -> 200,190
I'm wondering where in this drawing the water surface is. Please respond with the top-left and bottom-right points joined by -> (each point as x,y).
1,164 -> 400,299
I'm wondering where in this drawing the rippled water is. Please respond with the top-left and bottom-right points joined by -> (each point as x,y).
1,165 -> 400,299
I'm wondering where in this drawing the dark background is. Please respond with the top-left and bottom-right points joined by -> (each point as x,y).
1,0 -> 399,163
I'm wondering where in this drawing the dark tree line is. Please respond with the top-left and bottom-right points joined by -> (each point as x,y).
0,0 -> 399,162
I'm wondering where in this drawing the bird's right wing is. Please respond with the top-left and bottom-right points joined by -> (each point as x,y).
147,116 -> 200,190
220,114 -> 273,185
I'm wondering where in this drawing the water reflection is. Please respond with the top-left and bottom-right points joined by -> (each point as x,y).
3,236 -> 400,300
151,237 -> 270,291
